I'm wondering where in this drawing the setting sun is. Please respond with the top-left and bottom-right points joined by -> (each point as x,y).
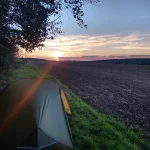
53,52 -> 62,60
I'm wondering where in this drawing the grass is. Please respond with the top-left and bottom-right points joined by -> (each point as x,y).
0,64 -> 43,81
67,95 -> 149,150
0,64 -> 150,150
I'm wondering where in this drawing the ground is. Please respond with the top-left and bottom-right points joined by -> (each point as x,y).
0,62 -> 150,150
29,60 -> 150,139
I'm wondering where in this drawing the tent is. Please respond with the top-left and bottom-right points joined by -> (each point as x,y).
0,79 -> 73,150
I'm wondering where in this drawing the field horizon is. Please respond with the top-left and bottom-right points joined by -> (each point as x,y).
22,57 -> 150,65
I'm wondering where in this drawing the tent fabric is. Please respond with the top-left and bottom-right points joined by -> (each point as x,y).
0,79 -> 73,149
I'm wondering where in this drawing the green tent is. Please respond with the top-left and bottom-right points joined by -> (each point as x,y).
0,79 -> 73,150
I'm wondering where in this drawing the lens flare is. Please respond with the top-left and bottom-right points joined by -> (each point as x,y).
0,62 -> 54,134
53,52 -> 61,61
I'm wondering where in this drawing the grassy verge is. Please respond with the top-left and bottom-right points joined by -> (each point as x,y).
0,64 -> 149,150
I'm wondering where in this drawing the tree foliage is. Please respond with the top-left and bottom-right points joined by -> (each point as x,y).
0,0 -> 100,67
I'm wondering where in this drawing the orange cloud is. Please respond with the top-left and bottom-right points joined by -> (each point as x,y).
21,33 -> 150,60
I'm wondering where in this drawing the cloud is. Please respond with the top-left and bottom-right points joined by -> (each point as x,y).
141,16 -> 150,19
81,56 -> 99,58
26,33 -> 150,60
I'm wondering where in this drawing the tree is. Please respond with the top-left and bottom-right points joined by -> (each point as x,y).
1,0 -> 100,51
0,0 -> 100,67
0,0 -> 19,68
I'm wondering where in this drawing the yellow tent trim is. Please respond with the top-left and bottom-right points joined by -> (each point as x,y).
61,90 -> 71,114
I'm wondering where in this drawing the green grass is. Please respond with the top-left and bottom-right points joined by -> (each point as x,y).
67,95 -> 149,150
0,64 -> 43,81
0,64 -> 150,150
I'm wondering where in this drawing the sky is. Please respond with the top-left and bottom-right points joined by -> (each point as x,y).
27,0 -> 150,61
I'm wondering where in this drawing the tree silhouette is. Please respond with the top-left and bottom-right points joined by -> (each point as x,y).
0,0 -> 100,67
0,0 -> 100,51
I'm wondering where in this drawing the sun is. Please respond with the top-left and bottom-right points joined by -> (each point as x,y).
53,52 -> 62,60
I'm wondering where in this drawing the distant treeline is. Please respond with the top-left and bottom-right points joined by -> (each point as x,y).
96,58 -> 150,65
26,58 -> 150,66
57,58 -> 150,66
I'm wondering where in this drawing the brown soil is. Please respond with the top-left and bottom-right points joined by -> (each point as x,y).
37,61 -> 150,139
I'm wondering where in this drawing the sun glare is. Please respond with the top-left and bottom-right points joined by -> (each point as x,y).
53,52 -> 61,60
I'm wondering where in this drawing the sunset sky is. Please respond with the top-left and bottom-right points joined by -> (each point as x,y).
27,0 -> 150,61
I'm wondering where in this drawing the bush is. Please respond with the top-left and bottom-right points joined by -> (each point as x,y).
0,44 -> 18,69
